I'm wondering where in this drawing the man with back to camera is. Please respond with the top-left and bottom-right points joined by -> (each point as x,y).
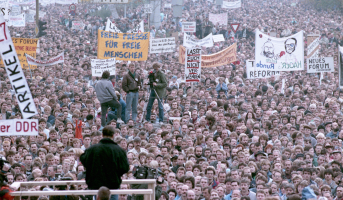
80,125 -> 129,200
95,71 -> 124,126
145,63 -> 167,123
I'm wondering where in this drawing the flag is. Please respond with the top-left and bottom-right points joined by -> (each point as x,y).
75,119 -> 83,140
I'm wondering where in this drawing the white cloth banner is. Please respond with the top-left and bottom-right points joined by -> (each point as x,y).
339,46 -> 343,88
0,14 -> 38,119
105,18 -> 122,33
55,0 -> 77,4
0,119 -> 38,135
209,13 -> 228,26
213,34 -> 225,42
183,33 -> 213,48
255,29 -> 304,71
185,47 -> 201,82
91,58 -> 117,77
246,60 -> 280,79
307,57 -> 334,73
150,37 -> 175,54
26,52 -> 64,66
222,0 -> 241,9
8,13 -> 25,27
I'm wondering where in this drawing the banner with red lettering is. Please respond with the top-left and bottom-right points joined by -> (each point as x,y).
25,52 -> 64,66
0,119 -> 38,135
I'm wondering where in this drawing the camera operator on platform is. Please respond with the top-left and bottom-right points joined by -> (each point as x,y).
145,63 -> 167,123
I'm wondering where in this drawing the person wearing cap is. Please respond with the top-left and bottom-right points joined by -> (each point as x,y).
95,71 -> 124,126
145,63 -> 167,123
80,125 -> 129,197
122,63 -> 141,123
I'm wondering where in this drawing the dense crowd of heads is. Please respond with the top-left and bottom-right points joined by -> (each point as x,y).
1,0 -> 343,200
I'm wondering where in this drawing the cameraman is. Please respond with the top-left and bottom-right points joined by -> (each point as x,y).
146,63 -> 167,123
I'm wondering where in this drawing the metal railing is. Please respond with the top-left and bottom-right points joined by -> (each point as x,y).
12,179 -> 156,200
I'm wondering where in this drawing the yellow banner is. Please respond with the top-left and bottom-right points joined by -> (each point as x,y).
97,30 -> 150,61
0,38 -> 38,69
179,43 -> 237,68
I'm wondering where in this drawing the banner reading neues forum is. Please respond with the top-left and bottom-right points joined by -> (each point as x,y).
97,30 -> 150,61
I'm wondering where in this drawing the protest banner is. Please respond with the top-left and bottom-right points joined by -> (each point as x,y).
255,30 -> 304,71
91,58 -> 116,77
26,52 -> 64,66
213,34 -> 225,42
307,57 -> 334,73
164,3 -> 171,8
183,33 -> 213,48
10,5 -> 20,16
340,46 -> 343,88
72,21 -> 84,30
307,34 -> 320,59
246,60 -> 280,79
25,13 -> 35,23
97,30 -> 150,61
209,13 -> 228,26
222,0 -> 241,9
182,22 -> 196,32
0,15 -> 38,119
185,47 -> 201,82
55,0 -> 78,4
105,19 -> 122,33
8,13 -> 25,27
0,119 -> 38,135
179,43 -> 237,68
150,37 -> 175,53
0,38 -> 38,69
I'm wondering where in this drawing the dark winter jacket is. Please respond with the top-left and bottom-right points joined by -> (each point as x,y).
80,138 -> 129,190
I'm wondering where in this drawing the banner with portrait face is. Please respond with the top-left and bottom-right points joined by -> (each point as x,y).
255,30 -> 304,71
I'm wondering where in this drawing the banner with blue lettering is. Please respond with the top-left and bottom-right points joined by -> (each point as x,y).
255,30 -> 304,71
97,30 -> 150,61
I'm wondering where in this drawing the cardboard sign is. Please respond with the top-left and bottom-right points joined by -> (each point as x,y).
209,13 -> 228,26
150,37 -> 175,53
97,30 -> 150,61
185,47 -> 201,82
0,15 -> 38,119
179,43 -> 237,68
8,13 -> 25,27
307,57 -> 334,73
91,58 -> 117,77
72,21 -> 84,30
246,60 -> 280,79
213,34 -> 225,42
0,119 -> 38,135
307,35 -> 320,59
255,30 -> 304,71
182,22 -> 196,32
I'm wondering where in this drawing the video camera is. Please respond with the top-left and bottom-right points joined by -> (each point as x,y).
147,70 -> 156,87
133,166 -> 165,184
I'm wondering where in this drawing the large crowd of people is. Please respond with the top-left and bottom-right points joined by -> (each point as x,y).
1,0 -> 343,199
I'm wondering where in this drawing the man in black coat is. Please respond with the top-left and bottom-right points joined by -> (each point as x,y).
80,125 -> 129,200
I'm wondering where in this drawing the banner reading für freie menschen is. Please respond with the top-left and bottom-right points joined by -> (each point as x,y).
97,30 -> 150,61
